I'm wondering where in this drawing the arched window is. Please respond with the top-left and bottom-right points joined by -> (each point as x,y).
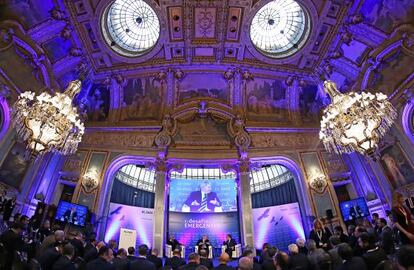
114,164 -> 156,192
249,164 -> 294,193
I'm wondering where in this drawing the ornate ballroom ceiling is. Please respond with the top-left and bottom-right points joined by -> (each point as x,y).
0,0 -> 414,137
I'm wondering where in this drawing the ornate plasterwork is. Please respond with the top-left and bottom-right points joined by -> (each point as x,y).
81,132 -> 155,149
250,132 -> 320,150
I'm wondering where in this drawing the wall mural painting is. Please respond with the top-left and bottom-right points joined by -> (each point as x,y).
178,73 -> 229,104
299,84 -> 322,123
0,0 -> 55,28
0,142 -> 30,190
246,78 -> 288,121
121,77 -> 163,121
380,143 -> 414,189
369,49 -> 414,96
360,0 -> 414,33
87,83 -> 110,122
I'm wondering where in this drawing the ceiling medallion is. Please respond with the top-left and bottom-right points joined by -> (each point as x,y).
319,80 -> 397,157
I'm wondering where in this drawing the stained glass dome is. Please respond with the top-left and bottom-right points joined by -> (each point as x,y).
103,0 -> 160,56
250,0 -> 309,58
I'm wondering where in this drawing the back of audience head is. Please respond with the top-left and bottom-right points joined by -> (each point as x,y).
63,243 -> 75,259
239,256 -> 253,270
267,247 -> 277,258
98,246 -> 114,262
172,249 -> 181,257
128,246 -> 135,256
315,251 -> 331,270
296,238 -> 306,247
219,253 -> 230,264
54,230 -> 65,242
152,248 -> 159,256
10,222 -> 24,233
306,239 -> 317,251
188,253 -> 200,264
397,245 -> 414,270
275,252 -> 289,269
262,243 -> 270,251
242,249 -> 254,258
108,239 -> 117,249
288,244 -> 299,255
358,232 -> 376,249
138,244 -> 148,256
338,243 -> 353,261
117,248 -> 127,258
334,225 -> 343,235
378,218 -> 387,228
329,235 -> 341,247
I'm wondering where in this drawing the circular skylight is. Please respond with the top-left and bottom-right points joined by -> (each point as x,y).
104,0 -> 160,56
250,0 -> 309,58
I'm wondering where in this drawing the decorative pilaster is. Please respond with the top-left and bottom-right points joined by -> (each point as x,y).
237,158 -> 254,249
152,158 -> 167,257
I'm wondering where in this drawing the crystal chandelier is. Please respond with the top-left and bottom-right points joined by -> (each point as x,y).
11,80 -> 85,156
319,80 -> 397,156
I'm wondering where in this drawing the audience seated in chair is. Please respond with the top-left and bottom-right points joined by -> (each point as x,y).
214,253 -> 233,270
287,243 -> 311,270
148,248 -> 163,270
199,249 -> 213,270
165,249 -> 186,270
179,253 -> 200,270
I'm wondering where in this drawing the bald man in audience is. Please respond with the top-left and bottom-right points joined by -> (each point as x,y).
214,253 -> 233,270
239,256 -> 254,270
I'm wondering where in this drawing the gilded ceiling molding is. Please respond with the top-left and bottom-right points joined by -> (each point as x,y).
0,20 -> 55,89
359,24 -> 414,93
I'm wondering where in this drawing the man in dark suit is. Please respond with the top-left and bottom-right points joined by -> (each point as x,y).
52,243 -> 76,270
179,253 -> 200,270
70,231 -> 85,258
182,181 -> 222,212
328,236 -> 343,270
84,241 -> 106,263
167,235 -> 181,251
360,233 -> 387,270
148,248 -> 163,270
337,243 -> 367,270
200,249 -> 213,269
0,222 -> 29,270
377,218 -> 394,255
165,249 -> 186,270
287,243 -> 311,270
113,248 -> 128,270
127,246 -> 138,262
261,247 -> 277,270
223,234 -> 236,258
242,249 -> 262,270
39,241 -> 65,270
86,246 -> 115,270
129,245 -> 156,270
197,235 -> 211,257
214,253 -> 233,270
333,226 -> 349,243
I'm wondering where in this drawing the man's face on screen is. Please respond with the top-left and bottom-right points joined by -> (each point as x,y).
201,183 -> 211,193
